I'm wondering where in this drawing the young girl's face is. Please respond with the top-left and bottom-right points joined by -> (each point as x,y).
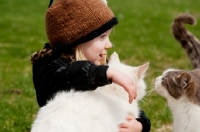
81,29 -> 112,65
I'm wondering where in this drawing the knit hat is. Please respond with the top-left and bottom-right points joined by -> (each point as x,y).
46,0 -> 118,50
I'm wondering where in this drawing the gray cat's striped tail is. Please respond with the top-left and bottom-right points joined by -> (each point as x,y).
172,13 -> 200,69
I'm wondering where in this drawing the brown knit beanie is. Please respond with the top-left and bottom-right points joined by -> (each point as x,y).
46,0 -> 118,50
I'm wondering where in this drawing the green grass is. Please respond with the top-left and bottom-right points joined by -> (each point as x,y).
1,0 -> 200,131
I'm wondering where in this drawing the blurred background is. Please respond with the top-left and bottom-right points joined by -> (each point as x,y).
0,0 -> 200,131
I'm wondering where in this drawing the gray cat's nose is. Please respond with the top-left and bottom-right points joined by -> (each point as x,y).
155,77 -> 158,81
155,76 -> 161,81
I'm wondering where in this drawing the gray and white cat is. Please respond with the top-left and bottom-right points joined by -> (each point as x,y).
31,52 -> 149,132
155,13 -> 200,132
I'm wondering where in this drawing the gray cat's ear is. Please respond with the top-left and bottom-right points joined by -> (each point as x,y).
136,62 -> 149,78
176,72 -> 192,89
108,51 -> 120,64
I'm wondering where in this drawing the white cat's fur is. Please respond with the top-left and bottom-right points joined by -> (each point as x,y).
155,69 -> 200,132
31,52 -> 149,132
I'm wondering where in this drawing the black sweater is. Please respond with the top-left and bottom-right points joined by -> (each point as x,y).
33,57 -> 111,107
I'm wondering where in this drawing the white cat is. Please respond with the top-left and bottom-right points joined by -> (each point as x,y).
31,52 -> 149,132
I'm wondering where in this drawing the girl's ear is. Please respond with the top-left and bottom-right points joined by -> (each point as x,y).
108,52 -> 120,64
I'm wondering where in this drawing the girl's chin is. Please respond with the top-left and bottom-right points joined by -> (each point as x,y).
93,57 -> 104,65
94,61 -> 101,66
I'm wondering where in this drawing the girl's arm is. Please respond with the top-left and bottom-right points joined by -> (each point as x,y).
33,57 -> 137,106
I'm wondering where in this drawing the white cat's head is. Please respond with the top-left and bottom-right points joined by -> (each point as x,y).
108,52 -> 149,101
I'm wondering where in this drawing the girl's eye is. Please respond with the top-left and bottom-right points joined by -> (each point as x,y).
100,34 -> 106,39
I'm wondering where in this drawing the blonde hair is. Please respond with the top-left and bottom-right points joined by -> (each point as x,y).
75,45 -> 107,65
31,45 -> 107,65
75,45 -> 87,61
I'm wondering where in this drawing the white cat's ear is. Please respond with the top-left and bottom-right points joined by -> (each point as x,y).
175,72 -> 192,89
136,62 -> 149,78
108,52 -> 120,64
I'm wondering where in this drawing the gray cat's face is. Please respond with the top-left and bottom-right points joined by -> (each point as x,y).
155,68 -> 192,99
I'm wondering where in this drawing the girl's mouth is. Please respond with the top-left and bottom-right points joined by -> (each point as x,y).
100,54 -> 107,65
100,54 -> 106,57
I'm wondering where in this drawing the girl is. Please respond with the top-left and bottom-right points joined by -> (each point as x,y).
31,0 -> 150,131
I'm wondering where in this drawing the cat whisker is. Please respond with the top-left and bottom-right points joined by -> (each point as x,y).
146,88 -> 157,97
139,96 -> 157,110
145,82 -> 157,97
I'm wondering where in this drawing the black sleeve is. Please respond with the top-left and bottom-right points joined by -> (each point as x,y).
136,110 -> 151,132
67,60 -> 112,90
33,58 -> 111,107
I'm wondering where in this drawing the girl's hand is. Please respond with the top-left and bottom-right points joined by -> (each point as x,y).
119,115 -> 142,132
107,67 -> 137,103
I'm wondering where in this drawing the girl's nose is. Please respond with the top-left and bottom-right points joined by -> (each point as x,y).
105,40 -> 112,49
